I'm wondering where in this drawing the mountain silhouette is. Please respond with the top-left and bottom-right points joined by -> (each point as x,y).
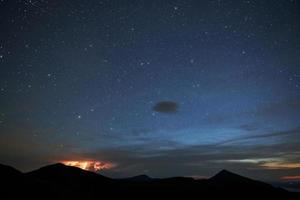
27,163 -> 111,183
209,169 -> 269,186
211,169 -> 245,180
208,169 -> 281,193
1,163 -> 299,199
122,174 -> 153,181
210,169 -> 258,183
0,163 -> 23,179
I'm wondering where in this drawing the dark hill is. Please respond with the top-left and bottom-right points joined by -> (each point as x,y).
208,169 -> 283,193
122,174 -> 153,181
0,163 -> 299,199
0,163 -> 23,180
26,163 -> 111,183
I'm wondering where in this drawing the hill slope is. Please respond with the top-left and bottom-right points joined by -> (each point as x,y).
0,163 -> 298,199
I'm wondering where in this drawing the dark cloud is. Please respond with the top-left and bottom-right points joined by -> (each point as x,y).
152,101 -> 179,113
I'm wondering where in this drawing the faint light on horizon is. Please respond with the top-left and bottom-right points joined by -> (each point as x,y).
187,175 -> 209,180
260,162 -> 300,170
281,175 -> 300,181
61,160 -> 116,171
224,158 -> 280,164
220,158 -> 300,170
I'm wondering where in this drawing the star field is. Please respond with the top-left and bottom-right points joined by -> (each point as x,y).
0,0 -> 299,182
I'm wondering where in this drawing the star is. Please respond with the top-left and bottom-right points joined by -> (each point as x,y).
0,0 -> 299,183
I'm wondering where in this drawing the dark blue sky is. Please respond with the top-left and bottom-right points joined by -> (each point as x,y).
0,0 -> 299,182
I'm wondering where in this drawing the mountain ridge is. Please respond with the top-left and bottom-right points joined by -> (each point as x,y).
1,163 -> 298,199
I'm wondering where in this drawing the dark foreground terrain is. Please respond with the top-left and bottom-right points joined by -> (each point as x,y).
1,163 -> 299,199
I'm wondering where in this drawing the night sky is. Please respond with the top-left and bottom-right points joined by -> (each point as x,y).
0,0 -> 300,182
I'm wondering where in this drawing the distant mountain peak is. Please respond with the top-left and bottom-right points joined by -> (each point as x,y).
29,162 -> 77,173
0,163 -> 21,172
208,169 -> 280,194
51,162 -> 65,166
219,169 -> 231,173
210,169 -> 251,183
0,163 -> 23,178
215,169 -> 238,177
0,163 -> 291,197
133,174 -> 151,179
27,162 -> 111,183
122,174 -> 153,181
43,162 -> 66,168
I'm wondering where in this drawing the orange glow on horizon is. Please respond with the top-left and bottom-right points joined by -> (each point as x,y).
61,160 -> 116,171
281,175 -> 300,181
260,162 -> 300,169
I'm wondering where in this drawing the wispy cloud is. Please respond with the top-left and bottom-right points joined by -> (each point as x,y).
214,127 -> 300,146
